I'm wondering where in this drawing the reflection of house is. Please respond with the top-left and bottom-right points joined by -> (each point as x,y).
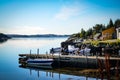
102,27 -> 116,40
116,27 -> 120,39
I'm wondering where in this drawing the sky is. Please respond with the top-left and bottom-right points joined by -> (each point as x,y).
0,0 -> 120,35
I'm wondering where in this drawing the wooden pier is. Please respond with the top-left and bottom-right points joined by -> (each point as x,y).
19,54 -> 120,59
19,54 -> 120,68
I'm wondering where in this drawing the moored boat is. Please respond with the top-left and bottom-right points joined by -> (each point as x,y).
27,58 -> 53,67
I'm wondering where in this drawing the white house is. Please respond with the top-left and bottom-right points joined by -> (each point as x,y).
116,27 -> 120,39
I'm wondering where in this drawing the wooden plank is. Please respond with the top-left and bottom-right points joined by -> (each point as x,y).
19,54 -> 120,60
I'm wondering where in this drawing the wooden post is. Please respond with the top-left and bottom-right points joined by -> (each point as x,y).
86,53 -> 88,68
30,49 -> 31,58
37,48 -> 39,58
116,60 -> 119,80
96,52 -> 98,68
30,49 -> 31,54
58,52 -> 61,67
46,51 -> 48,59
59,52 -> 60,59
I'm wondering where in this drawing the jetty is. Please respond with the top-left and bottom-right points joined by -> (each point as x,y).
19,53 -> 120,68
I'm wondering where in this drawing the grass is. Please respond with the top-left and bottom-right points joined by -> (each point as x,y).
83,39 -> 120,46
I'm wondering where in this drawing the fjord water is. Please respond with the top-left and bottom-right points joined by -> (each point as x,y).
0,37 -> 97,80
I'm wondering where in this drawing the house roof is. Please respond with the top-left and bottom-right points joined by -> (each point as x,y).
102,27 -> 115,33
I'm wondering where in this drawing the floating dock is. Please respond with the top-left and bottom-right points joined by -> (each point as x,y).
19,54 -> 120,68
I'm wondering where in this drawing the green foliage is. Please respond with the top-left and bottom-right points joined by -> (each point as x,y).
80,28 -> 86,38
84,39 -> 120,46
93,24 -> 104,33
85,28 -> 93,39
114,19 -> 120,28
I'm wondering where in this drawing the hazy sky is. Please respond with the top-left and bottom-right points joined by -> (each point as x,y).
0,0 -> 120,35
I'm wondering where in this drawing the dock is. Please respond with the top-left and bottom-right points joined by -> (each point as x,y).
19,54 -> 120,68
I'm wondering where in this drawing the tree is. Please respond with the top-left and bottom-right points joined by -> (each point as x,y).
114,19 -> 120,28
92,24 -> 103,35
107,19 -> 114,28
85,28 -> 93,39
80,28 -> 86,38
102,24 -> 106,30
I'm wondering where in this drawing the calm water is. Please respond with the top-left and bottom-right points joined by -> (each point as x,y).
0,37 -> 99,80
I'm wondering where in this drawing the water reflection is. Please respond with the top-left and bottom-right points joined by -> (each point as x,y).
6,38 -> 63,48
0,37 -> 68,80
19,65 -> 101,80
0,39 -> 8,44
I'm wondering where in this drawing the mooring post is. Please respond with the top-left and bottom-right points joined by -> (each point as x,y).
37,48 -> 39,58
30,49 -> 31,54
59,52 -> 60,59
46,51 -> 48,59
30,49 -> 32,58
58,52 -> 61,66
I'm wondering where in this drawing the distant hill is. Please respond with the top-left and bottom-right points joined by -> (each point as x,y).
6,34 -> 70,38
0,33 -> 11,42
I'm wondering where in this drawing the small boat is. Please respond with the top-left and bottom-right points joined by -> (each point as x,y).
27,58 -> 53,67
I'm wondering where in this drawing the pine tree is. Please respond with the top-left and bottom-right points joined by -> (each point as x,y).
107,19 -> 114,28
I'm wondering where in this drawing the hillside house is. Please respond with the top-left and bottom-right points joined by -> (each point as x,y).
116,27 -> 120,39
102,27 -> 116,40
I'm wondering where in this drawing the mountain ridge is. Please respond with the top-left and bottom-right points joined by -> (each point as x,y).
6,34 -> 70,38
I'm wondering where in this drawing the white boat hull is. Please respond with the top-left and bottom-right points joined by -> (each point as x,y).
27,59 -> 53,66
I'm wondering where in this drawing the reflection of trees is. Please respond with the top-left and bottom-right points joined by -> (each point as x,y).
0,39 -> 8,44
